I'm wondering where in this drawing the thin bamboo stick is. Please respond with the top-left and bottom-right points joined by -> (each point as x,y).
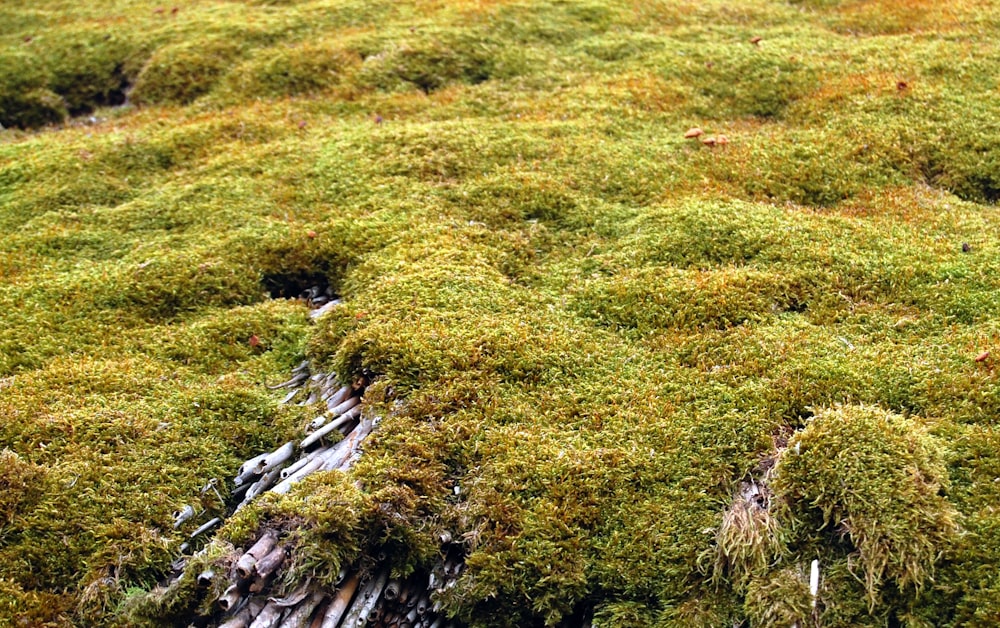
341,568 -> 389,628
300,407 -> 360,450
218,584 -> 243,611
253,544 -> 287,579
319,573 -> 360,628
219,598 -> 265,628
235,452 -> 270,487
278,590 -> 325,628
248,600 -> 285,628
324,385 -> 352,412
327,395 -> 360,419
188,517 -> 221,540
172,504 -> 194,529
243,467 -> 283,505
196,569 -> 214,588
257,442 -> 295,475
236,530 -> 279,580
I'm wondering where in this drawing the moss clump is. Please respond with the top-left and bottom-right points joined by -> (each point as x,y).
772,405 -> 959,604
352,30 -> 502,94
5,87 -> 66,129
0,51 -> 66,128
0,28 -> 142,128
218,42 -> 360,102
119,539 -> 238,625
710,488 -> 787,591
0,576 -> 72,627
920,118 -> 1000,205
36,29 -> 138,114
592,601 -> 657,628
0,449 -> 46,526
131,40 -> 239,105
687,47 -> 818,119
744,564 -> 814,627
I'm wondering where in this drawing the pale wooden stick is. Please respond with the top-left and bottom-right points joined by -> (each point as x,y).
319,573 -> 360,628
235,530 -> 279,580
277,590 -> 325,628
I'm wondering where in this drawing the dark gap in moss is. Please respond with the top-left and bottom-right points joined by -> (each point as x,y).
556,597 -> 595,628
63,63 -> 131,116
782,297 -> 809,315
784,407 -> 814,430
262,271 -> 335,303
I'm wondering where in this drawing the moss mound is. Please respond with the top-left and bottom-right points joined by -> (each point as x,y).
773,405 -> 959,606
0,51 -> 66,128
131,40 -> 239,106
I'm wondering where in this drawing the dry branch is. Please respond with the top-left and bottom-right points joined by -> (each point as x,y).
319,573 -> 360,628
236,530 -> 279,581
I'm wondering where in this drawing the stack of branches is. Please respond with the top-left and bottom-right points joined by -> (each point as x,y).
158,358 -> 467,627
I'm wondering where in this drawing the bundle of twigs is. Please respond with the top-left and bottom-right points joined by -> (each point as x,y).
160,291 -> 466,627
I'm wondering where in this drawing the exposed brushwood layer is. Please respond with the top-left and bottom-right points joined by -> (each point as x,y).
139,339 -> 468,627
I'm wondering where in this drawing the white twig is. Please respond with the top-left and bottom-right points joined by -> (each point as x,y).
810,559 -> 820,608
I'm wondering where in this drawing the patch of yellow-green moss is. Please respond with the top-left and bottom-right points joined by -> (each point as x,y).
4,0 -> 1000,625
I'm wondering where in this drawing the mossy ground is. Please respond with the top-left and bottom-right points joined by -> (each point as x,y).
3,0 -> 1000,625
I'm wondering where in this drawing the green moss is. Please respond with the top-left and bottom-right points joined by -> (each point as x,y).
131,39 -> 239,105
744,564 -> 814,626
119,540 -> 237,625
0,49 -> 67,128
592,601 -> 657,628
3,0 -> 1000,625
353,30 -> 501,94
687,47 -> 818,119
816,557 -> 890,627
0,449 -> 47,526
218,41 -> 360,101
710,489 -> 787,591
36,29 -> 139,114
772,405 -> 959,604
0,576 -> 72,627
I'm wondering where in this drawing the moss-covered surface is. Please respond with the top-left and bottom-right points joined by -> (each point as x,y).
4,0 -> 1000,625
